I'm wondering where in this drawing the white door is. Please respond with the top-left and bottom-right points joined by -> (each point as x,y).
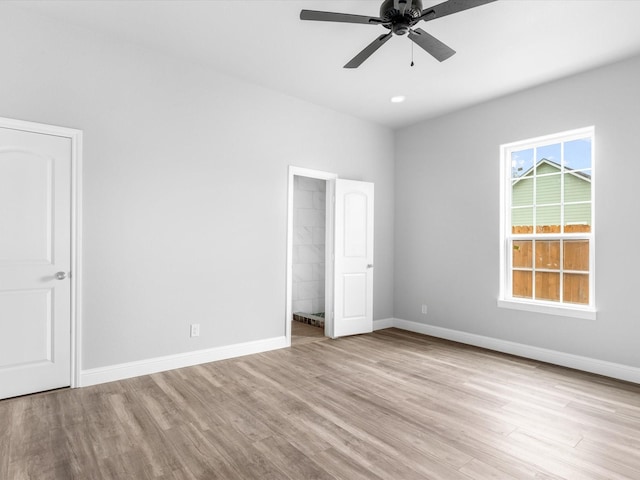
333,179 -> 374,337
0,126 -> 72,399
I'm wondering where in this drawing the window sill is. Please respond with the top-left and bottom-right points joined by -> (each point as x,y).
497,299 -> 596,320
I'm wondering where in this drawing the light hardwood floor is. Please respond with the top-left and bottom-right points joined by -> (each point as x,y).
2,328 -> 640,479
291,320 -> 327,346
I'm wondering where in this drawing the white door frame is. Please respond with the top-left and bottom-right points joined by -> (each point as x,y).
0,116 -> 83,389
286,166 -> 337,345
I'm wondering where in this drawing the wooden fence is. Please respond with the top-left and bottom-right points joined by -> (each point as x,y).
512,224 -> 590,304
512,224 -> 591,234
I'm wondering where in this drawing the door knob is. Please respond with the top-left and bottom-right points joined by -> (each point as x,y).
55,271 -> 67,280
367,264 -> 374,269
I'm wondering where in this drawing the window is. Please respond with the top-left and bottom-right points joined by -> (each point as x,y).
499,127 -> 595,319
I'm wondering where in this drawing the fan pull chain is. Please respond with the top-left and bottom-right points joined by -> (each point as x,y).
411,41 -> 415,67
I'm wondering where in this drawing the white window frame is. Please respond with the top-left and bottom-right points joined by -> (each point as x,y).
498,126 -> 596,320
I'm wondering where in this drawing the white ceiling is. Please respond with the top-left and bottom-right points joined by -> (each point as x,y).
12,0 -> 640,129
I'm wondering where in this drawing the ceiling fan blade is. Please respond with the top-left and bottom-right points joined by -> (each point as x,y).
300,10 -> 385,25
408,28 -> 456,62
419,0 -> 497,22
344,33 -> 393,69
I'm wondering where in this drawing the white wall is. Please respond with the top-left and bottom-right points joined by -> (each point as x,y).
292,176 -> 326,316
395,54 -> 640,368
9,3 -> 637,379
0,6 -> 394,370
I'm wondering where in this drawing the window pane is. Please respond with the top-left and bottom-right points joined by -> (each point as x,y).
535,272 -> 560,301
564,204 -> 591,232
536,143 -> 561,174
535,240 -> 560,270
503,128 -> 594,310
512,148 -> 534,178
564,240 -> 589,271
564,138 -> 592,171
565,171 -> 591,202
512,177 -> 533,206
536,173 -> 561,205
513,270 -> 532,298
512,207 -> 533,233
536,205 -> 560,233
564,273 -> 589,304
513,240 -> 532,268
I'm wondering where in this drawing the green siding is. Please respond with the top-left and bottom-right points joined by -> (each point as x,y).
536,163 -> 559,176
565,172 -> 591,203
536,174 -> 561,205
565,203 -> 591,225
512,178 -> 533,206
536,205 -> 560,226
512,207 -> 533,227
512,161 -> 591,227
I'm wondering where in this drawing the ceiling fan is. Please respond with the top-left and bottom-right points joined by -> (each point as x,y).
300,0 -> 497,68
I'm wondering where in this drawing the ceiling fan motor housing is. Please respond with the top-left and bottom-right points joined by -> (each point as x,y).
380,0 -> 424,35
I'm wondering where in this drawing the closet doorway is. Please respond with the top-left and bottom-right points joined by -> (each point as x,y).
289,170 -> 333,345
285,167 -> 374,346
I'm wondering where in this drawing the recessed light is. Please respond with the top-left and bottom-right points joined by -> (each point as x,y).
390,95 -> 406,103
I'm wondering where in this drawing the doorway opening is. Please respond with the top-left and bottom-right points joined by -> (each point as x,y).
292,175 -> 327,345
286,167 -> 336,346
285,166 -> 374,346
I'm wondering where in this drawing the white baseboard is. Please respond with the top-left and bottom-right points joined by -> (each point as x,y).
80,336 -> 288,387
381,318 -> 640,384
79,319 -> 640,388
373,318 -> 395,330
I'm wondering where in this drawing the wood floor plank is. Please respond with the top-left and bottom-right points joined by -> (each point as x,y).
252,435 -> 337,480
0,401 -> 12,480
2,328 -> 640,479
458,457 -> 521,480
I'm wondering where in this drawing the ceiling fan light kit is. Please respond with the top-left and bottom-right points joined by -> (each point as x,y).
300,0 -> 497,68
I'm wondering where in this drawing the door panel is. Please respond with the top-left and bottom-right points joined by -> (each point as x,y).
0,153 -> 53,264
0,289 -> 52,367
344,193 -> 367,257
342,274 -> 367,318
0,127 -> 71,399
334,179 -> 374,337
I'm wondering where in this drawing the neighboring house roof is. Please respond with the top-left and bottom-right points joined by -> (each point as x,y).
513,158 -> 591,186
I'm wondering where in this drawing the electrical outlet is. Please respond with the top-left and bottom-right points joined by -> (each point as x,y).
421,304 -> 428,315
190,323 -> 200,337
